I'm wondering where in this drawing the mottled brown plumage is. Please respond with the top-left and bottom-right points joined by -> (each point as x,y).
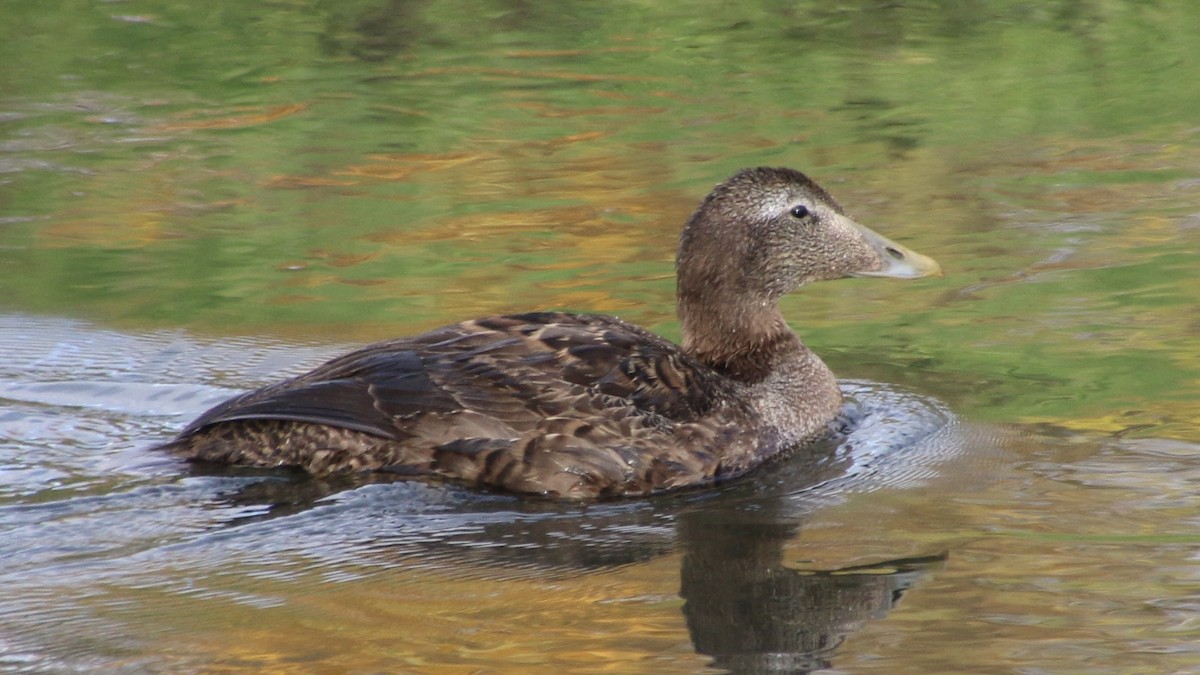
161,167 -> 940,499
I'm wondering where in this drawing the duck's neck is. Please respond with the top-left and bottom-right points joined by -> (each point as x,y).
678,292 -> 843,443
678,295 -> 798,382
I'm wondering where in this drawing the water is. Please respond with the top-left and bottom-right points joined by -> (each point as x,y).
2,1 -> 1200,672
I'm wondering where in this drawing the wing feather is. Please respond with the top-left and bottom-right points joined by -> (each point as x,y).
181,312 -> 734,450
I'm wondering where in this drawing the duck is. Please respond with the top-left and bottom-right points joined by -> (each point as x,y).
161,167 -> 940,500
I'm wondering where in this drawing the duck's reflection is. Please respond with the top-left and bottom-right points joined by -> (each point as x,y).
679,508 -> 942,673
195,454 -> 943,672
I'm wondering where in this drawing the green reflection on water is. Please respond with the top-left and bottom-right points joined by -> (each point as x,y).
2,0 -> 1199,434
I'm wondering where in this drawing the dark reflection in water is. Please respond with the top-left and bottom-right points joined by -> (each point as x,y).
194,467 -> 944,672
680,510 -> 941,674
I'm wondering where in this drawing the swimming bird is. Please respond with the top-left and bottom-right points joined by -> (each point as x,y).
161,167 -> 940,500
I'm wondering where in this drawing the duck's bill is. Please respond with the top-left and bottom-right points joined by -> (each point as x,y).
847,220 -> 942,279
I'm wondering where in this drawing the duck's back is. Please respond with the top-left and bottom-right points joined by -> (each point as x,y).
166,312 -> 759,498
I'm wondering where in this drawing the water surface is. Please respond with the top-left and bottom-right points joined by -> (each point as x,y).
2,1 -> 1199,672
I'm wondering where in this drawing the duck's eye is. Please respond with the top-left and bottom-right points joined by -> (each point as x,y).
789,204 -> 810,219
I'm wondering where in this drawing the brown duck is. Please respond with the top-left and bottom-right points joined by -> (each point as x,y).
162,167 -> 940,499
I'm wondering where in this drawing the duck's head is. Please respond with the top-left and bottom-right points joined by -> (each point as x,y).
676,165 -> 936,357
676,167 -> 940,353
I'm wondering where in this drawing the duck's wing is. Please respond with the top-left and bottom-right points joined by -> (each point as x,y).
180,312 -> 728,442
